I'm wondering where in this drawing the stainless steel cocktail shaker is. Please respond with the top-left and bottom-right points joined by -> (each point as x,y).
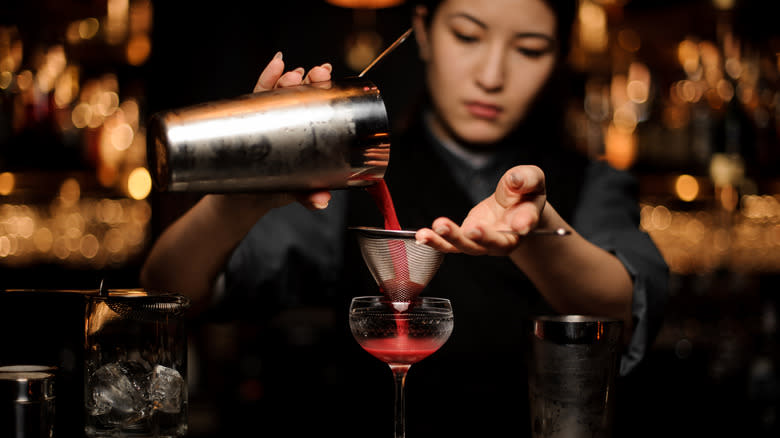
146,77 -> 390,193
0,369 -> 56,438
527,315 -> 624,438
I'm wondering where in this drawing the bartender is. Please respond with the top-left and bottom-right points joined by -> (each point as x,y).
141,0 -> 668,435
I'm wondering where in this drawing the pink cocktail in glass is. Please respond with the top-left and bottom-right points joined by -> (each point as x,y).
349,296 -> 454,438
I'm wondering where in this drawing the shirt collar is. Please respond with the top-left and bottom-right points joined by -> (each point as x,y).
422,110 -> 497,170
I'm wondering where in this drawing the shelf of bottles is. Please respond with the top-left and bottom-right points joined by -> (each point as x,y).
569,0 -> 779,275
0,0 -> 153,268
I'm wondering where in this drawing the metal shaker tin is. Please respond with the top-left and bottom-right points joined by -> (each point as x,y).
527,315 -> 624,438
147,77 -> 390,193
0,370 -> 56,438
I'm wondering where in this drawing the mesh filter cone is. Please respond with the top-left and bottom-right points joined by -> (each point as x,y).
351,227 -> 444,302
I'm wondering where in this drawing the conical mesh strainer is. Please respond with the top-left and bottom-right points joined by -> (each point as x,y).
351,227 -> 444,303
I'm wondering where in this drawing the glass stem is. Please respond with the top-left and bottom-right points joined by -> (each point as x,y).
390,364 -> 411,438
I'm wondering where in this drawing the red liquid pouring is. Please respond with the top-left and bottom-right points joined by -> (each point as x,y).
366,179 -> 401,231
366,179 -> 416,335
366,181 -> 411,298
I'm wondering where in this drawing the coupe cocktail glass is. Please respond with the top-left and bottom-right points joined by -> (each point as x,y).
349,296 -> 453,438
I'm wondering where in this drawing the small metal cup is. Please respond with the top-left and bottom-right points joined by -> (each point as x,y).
147,77 -> 390,193
527,315 -> 623,438
0,369 -> 56,438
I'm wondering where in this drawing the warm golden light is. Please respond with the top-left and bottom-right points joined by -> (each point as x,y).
127,168 -> 152,200
709,153 -> 745,187
104,228 -> 125,253
33,228 -> 54,253
96,91 -> 120,117
59,178 -> 81,206
54,66 -> 80,108
129,0 -> 153,34
642,199 -> 780,274
0,71 -> 12,89
677,40 -> 699,75
675,80 -> 701,103
80,234 -> 100,259
716,79 -> 734,102
72,103 -> 92,129
578,1 -> 608,53
78,18 -> 100,40
66,21 -> 81,44
651,205 -> 672,230
699,41 -> 721,86
675,174 -> 700,202
0,172 -> 15,195
106,0 -> 130,45
120,99 -> 140,127
712,0 -> 735,10
724,58 -> 742,79
604,123 -> 637,170
719,184 -> 739,212
110,123 -> 134,151
613,105 -> 638,133
627,80 -> 648,103
627,62 -> 650,104
16,70 -> 33,91
98,164 -> 118,188
0,236 -> 11,257
126,34 -> 151,66
326,0 -> 404,8
0,198 -> 151,267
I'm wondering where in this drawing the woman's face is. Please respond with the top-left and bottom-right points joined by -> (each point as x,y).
414,0 -> 558,146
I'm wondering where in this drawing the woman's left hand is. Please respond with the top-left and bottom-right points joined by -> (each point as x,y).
415,165 -> 547,255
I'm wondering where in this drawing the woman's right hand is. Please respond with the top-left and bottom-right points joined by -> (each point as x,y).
254,51 -> 333,91
247,52 -> 334,211
141,52 -> 335,304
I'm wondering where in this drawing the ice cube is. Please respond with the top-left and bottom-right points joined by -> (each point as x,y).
148,365 -> 184,414
87,362 -> 149,422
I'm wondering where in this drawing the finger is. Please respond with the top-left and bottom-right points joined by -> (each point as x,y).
254,51 -> 285,92
276,67 -> 305,88
296,190 -> 332,211
415,228 -> 459,253
509,202 -> 541,234
302,63 -> 333,84
464,224 -> 520,255
495,166 -> 545,209
430,218 -> 488,255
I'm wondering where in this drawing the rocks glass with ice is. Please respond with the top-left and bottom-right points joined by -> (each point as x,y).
84,290 -> 190,437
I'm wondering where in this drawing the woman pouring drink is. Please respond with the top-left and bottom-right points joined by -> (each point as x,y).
141,0 -> 668,435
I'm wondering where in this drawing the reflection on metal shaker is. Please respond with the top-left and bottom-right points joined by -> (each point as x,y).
146,77 -> 390,193
0,369 -> 56,438
527,315 -> 623,438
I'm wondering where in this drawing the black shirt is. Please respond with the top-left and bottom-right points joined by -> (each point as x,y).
212,115 -> 669,436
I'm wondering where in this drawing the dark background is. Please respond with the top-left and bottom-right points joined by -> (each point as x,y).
1,0 -> 778,437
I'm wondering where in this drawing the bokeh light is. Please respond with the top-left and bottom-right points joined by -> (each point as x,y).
127,167 -> 152,200
0,172 -> 15,196
675,174 -> 700,202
